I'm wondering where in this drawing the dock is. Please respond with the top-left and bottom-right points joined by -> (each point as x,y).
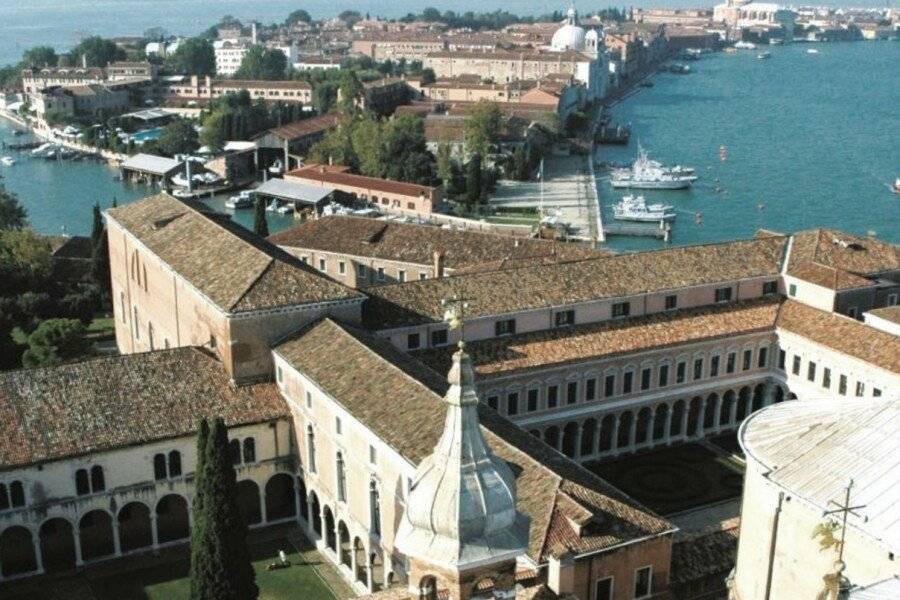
603,220 -> 672,241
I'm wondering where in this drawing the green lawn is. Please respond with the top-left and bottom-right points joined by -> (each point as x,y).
586,442 -> 745,515
89,539 -> 337,600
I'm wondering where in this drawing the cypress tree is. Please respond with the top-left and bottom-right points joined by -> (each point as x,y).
253,198 -> 269,238
90,203 -> 103,248
465,153 -> 482,207
190,417 -> 258,600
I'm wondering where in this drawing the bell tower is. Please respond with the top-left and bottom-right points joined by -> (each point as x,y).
394,298 -> 529,600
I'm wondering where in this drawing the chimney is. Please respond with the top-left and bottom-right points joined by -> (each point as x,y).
204,75 -> 212,89
82,53 -> 87,69
547,554 -> 576,596
433,250 -> 445,278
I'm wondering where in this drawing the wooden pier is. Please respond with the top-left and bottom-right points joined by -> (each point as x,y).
603,220 -> 672,241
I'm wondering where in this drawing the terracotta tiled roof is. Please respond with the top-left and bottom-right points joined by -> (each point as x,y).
786,229 -> 900,289
867,305 -> 900,325
0,348 -> 287,471
776,300 -> 900,374
275,319 -> 673,562
426,49 -> 592,63
106,193 -> 361,313
264,113 -> 339,141
363,236 -> 787,328
670,527 -> 738,586
415,298 -> 782,379
267,216 -> 601,271
286,166 -> 437,198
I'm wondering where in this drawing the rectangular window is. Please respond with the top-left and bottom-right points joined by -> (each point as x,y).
822,367 -> 831,388
357,264 -> 367,278
710,355 -> 720,377
792,355 -> 801,376
665,294 -> 677,310
398,270 -> 406,283
419,271 -> 428,280
495,319 -> 516,336
887,293 -> 898,306
507,392 -> 519,416
763,280 -> 778,295
873,388 -> 882,397
377,267 -> 385,281
778,349 -> 786,370
487,395 -> 499,410
676,362 -> 686,384
554,309 -> 575,327
788,283 -> 797,297
726,352 -> 736,374
641,368 -> 651,391
369,445 -> 377,464
431,329 -> 448,346
658,364 -> 669,387
595,577 -> 613,600
807,361 -> 817,382
612,301 -> 630,318
855,381 -> 865,397
318,258 -> 326,272
634,566 -> 652,599
743,349 -> 753,371
693,358 -> 704,380
527,389 -> 539,412
335,417 -> 342,435
758,346 -> 769,368
623,371 -> 634,394
305,390 -> 312,408
715,287 -> 733,302
585,378 -> 597,401
604,374 -> 615,398
276,365 -> 283,383
338,261 -> 346,275
547,385 -> 558,408
407,333 -> 421,350
839,374 -> 847,395
567,381 -> 578,404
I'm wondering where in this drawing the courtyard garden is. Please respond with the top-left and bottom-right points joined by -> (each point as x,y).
586,442 -> 745,515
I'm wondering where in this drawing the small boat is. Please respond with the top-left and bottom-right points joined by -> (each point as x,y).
668,63 -> 691,74
1,156 -> 15,166
769,38 -> 784,45
265,200 -> 279,213
275,203 -> 294,215
734,41 -> 757,50
893,178 -> 900,194
612,195 -> 676,222
171,188 -> 196,199
225,190 -> 254,209
757,51 -> 772,60
807,48 -> 819,54
268,159 -> 284,175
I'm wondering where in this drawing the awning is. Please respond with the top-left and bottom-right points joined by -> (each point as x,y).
255,178 -> 334,206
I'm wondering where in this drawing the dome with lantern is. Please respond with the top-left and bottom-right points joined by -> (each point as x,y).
550,4 -> 587,52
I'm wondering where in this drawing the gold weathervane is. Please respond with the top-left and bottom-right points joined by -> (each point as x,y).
814,479 -> 867,600
441,294 -> 470,347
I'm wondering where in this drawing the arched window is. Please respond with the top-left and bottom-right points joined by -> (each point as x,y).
91,465 -> 105,492
336,453 -> 347,502
242,438 -> 256,464
307,426 -> 316,473
76,468 -> 90,495
8,481 -> 23,508
120,292 -> 126,323
133,306 -> 139,339
168,450 -> 182,477
229,439 -> 241,465
420,575 -> 438,600
153,454 -> 167,480
370,480 -> 381,537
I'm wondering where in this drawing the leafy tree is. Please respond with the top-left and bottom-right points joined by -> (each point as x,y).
234,45 -> 287,81
337,71 -> 364,114
143,26 -> 169,41
200,91 -> 271,149
0,180 -> 27,230
190,417 -> 258,600
21,318 -> 90,368
167,38 -> 216,75
157,119 -> 199,156
351,118 -> 384,178
422,7 -> 443,21
70,36 -> 126,68
0,228 -> 53,292
0,298 -> 22,370
285,9 -> 312,26
90,203 -> 103,249
199,112 -> 228,153
419,68 -> 436,85
59,287 -> 99,325
464,101 -> 503,157
338,10 -> 363,26
90,203 -> 111,299
466,154 -> 482,206
253,198 -> 268,238
21,46 -> 58,68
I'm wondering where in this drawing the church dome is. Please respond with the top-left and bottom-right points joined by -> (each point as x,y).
395,344 -> 528,568
551,5 -> 587,51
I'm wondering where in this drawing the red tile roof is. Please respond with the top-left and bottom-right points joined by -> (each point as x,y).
286,166 -> 437,198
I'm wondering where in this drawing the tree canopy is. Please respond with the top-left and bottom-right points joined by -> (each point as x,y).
199,91 -> 270,151
70,36 -> 126,67
234,45 -> 287,81
464,101 -> 504,157
285,9 -> 312,26
0,178 -> 26,231
21,46 -> 58,69
21,318 -> 90,368
167,37 -> 216,75
157,119 -> 199,156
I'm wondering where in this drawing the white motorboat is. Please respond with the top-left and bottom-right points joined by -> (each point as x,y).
1,156 -> 15,166
613,195 -> 676,222
268,159 -> 283,175
225,190 -> 254,209
275,203 -> 294,215
265,200 -> 280,212
610,145 -> 697,189
807,48 -> 819,54
892,178 -> 900,195
734,41 -> 757,50
757,51 -> 772,60
171,188 -> 196,199
31,142 -> 55,157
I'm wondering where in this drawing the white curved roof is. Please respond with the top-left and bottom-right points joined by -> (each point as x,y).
740,399 -> 900,553
551,24 -> 587,51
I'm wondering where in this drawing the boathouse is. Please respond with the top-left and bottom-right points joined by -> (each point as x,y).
121,153 -> 183,186
254,178 -> 335,215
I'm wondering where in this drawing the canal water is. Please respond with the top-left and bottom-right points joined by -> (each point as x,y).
1,41 -> 897,244
597,41 -> 899,252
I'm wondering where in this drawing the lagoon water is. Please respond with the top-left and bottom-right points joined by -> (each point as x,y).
1,41 -> 897,247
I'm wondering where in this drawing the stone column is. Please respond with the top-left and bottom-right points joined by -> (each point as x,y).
698,398 -> 707,439
260,492 -> 268,524
729,394 -> 739,425
33,535 -> 44,574
150,514 -> 159,549
610,417 -> 620,455
680,405 -> 689,440
294,478 -> 303,524
350,541 -> 357,580
366,551 -> 374,592
73,529 -> 84,567
111,517 -> 121,556
664,405 -> 673,445
628,415 -> 637,450
574,425 -> 583,460
764,380 -> 777,406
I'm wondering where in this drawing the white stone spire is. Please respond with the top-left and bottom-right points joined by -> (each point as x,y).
395,342 -> 528,571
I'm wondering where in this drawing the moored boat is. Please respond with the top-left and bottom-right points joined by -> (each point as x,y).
610,145 -> 697,189
734,41 -> 757,50
612,195 -> 676,222
225,190 -> 254,209
757,51 -> 772,59
1,156 -> 15,166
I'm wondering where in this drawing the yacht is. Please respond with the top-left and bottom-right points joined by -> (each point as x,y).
225,190 -> 254,209
610,145 -> 697,189
1,156 -> 15,166
734,41 -> 757,50
612,195 -> 676,222
757,51 -> 772,60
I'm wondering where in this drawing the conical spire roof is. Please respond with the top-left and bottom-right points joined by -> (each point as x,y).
395,343 -> 528,570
